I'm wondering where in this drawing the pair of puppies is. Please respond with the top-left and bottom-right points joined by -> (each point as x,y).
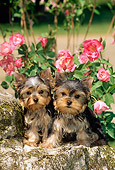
14,68 -> 106,148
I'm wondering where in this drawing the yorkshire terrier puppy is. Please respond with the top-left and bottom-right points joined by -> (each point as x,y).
14,68 -> 53,147
40,72 -> 106,148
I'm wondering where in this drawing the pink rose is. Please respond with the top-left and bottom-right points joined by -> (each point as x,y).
0,41 -> 14,56
58,49 -> 72,59
65,10 -> 70,16
15,58 -> 23,68
55,49 -> 76,73
9,33 -> 25,47
51,1 -> 57,7
79,53 -> 89,64
39,0 -> 44,4
38,37 -> 47,47
94,101 -> 109,115
83,39 -> 103,61
97,68 -> 110,82
5,63 -> 15,76
45,6 -> 49,11
0,56 -> 15,76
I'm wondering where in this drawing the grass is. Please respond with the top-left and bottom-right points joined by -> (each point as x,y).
0,21 -> 111,38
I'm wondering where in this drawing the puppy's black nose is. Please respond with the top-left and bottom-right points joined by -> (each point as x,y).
34,98 -> 38,103
67,100 -> 72,105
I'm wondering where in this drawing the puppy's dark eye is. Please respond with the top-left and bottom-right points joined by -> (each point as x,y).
39,90 -> 44,94
26,91 -> 31,95
75,95 -> 80,99
62,92 -> 66,96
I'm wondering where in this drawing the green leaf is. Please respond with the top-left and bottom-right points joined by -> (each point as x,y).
14,13 -> 21,18
108,84 -> 115,93
30,70 -> 36,76
76,9 -> 83,16
110,76 -> 114,84
102,40 -> 106,50
108,140 -> 115,149
18,49 -> 25,55
30,54 -> 39,63
1,81 -> 9,89
36,42 -> 42,50
40,64 -> 48,70
37,56 -> 46,63
101,59 -> 112,66
92,88 -> 104,98
102,81 -> 110,93
19,44 -> 28,51
94,9 -> 100,15
46,38 -> 56,49
104,93 -> 114,106
91,81 -> 102,91
73,56 -> 80,67
103,111 -> 115,118
5,75 -> 13,83
107,123 -> 115,139
30,43 -> 35,53
46,51 -> 56,58
73,70 -> 84,79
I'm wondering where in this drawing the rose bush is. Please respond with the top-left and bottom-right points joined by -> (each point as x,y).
94,101 -> 109,115
0,42 -> 14,56
38,37 -> 47,47
54,49 -> 76,72
0,33 -> 115,148
9,33 -> 25,47
82,39 -> 103,61
97,68 -> 110,82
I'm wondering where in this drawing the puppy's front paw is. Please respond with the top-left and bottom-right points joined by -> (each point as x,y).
23,138 -> 38,147
39,142 -> 54,149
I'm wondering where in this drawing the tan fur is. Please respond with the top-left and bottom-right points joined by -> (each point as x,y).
40,72 -> 100,148
14,68 -> 53,147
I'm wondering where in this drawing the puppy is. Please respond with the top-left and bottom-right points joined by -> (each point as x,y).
14,68 -> 53,147
40,72 -> 106,148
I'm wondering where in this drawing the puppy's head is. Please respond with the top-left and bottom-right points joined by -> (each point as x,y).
14,68 -> 53,111
54,71 -> 93,115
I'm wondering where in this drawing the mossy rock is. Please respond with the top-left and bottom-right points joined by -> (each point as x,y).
0,90 -> 115,170
0,89 -> 24,140
0,139 -> 115,170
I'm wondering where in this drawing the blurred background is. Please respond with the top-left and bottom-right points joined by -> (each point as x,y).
0,0 -> 115,107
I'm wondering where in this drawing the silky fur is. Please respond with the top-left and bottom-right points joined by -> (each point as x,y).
40,72 -> 106,148
14,68 -> 53,147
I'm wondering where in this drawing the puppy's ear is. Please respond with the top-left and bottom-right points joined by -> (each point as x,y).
39,68 -> 54,87
81,76 -> 93,100
55,71 -> 67,87
81,76 -> 93,91
14,72 -> 27,91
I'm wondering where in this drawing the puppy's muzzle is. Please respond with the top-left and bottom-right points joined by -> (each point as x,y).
33,98 -> 38,103
67,100 -> 72,106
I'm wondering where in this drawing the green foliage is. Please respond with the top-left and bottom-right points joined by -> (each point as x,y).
0,0 -> 115,149
18,35 -> 56,77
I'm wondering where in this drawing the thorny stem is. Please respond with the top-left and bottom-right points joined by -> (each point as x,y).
21,0 -> 30,47
91,95 -> 97,103
54,7 -> 58,53
84,0 -> 96,40
67,27 -> 70,49
8,1 -> 13,34
105,14 -> 115,39
26,11 -> 36,46
71,6 -> 75,53
0,24 -> 6,41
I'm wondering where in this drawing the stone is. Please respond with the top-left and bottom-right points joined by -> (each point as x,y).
0,139 -> 115,170
0,89 -> 115,170
0,89 -> 24,140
